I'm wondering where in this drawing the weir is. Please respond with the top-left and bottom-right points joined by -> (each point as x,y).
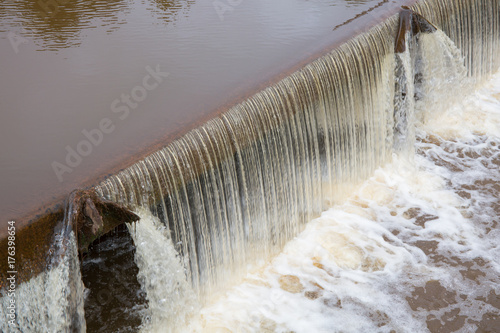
1,0 -> 499,331
97,20 -> 397,302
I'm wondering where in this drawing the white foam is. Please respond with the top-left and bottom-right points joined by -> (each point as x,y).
416,32 -> 500,138
128,208 -> 199,333
0,231 -> 86,333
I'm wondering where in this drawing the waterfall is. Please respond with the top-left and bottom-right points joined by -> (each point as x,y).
194,15 -> 500,333
2,0 -> 499,331
96,18 -> 397,307
0,221 -> 86,332
412,0 -> 500,80
91,0 -> 499,330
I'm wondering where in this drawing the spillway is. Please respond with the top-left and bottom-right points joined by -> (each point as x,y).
97,18 -> 397,304
0,0 -> 499,332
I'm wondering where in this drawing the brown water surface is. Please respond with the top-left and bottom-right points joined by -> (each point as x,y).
0,0 -> 417,234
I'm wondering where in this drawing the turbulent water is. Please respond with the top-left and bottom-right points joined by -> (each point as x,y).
188,64 -> 500,333
0,229 -> 86,332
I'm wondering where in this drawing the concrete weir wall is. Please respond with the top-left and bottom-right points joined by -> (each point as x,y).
1,0 -> 498,289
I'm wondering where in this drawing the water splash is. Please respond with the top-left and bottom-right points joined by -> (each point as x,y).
414,30 -> 470,127
127,209 -> 199,332
0,229 -> 86,332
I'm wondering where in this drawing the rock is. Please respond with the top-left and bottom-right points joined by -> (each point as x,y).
68,189 -> 140,253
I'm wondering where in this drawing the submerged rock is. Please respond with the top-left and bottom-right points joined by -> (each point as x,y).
278,275 -> 304,294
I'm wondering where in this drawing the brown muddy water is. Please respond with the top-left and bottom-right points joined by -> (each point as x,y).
0,0 -> 412,232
